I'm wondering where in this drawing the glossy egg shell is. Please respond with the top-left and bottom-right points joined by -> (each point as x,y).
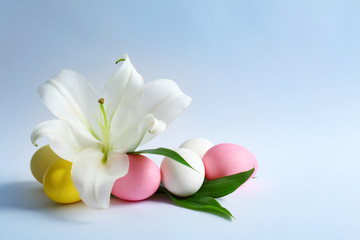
179,137 -> 214,159
161,148 -> 205,197
203,143 -> 257,180
43,159 -> 81,203
112,154 -> 161,201
30,145 -> 62,183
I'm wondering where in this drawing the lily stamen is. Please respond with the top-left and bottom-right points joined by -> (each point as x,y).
98,98 -> 111,163
98,98 -> 105,104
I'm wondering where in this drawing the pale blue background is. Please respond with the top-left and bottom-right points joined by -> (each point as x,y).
0,0 -> 359,239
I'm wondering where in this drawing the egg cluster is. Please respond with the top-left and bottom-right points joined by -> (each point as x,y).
30,138 -> 257,204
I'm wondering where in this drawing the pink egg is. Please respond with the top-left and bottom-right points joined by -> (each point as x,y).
203,143 -> 257,180
112,154 -> 161,201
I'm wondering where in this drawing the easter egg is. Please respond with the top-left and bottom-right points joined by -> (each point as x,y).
161,148 -> 205,197
43,159 -> 81,203
112,154 -> 161,201
179,137 -> 214,159
203,143 -> 257,180
30,145 -> 62,183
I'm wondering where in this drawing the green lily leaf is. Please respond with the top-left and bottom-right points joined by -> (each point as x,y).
195,168 -> 255,198
158,186 -> 234,220
129,147 -> 195,171
155,169 -> 255,219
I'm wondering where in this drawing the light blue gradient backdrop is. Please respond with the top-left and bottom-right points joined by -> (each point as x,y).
1,0 -> 359,239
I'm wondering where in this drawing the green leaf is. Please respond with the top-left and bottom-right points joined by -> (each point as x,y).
154,169 -> 255,219
129,147 -> 195,171
195,168 -> 255,198
159,186 -> 234,220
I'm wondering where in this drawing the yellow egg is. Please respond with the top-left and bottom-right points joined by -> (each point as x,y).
43,159 -> 81,204
30,145 -> 62,183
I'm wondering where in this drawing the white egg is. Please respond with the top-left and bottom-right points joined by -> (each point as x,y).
179,137 -> 214,159
161,148 -> 205,197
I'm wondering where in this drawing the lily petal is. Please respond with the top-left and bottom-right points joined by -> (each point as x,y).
102,56 -> 144,117
140,81 -> 191,145
30,119 -> 99,161
38,70 -> 101,140
71,148 -> 129,209
113,114 -> 166,152
111,79 -> 191,151
139,79 -> 192,125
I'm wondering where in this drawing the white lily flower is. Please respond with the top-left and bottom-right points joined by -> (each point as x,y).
31,56 -> 191,209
